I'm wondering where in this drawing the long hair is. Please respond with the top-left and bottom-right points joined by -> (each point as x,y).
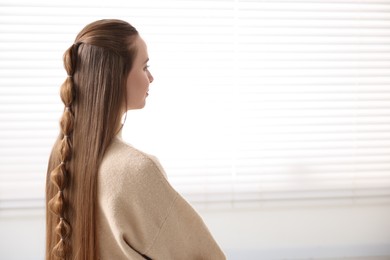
45,19 -> 139,260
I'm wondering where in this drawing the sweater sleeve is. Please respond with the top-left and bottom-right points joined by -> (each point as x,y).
98,141 -> 226,260
144,191 -> 226,260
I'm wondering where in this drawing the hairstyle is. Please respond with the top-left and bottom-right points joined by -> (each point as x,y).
45,19 -> 139,260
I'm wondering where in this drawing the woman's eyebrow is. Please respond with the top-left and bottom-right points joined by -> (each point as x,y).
144,58 -> 149,64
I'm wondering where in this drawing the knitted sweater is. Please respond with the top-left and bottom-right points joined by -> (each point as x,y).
97,134 -> 226,260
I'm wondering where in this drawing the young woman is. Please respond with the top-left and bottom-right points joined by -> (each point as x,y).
46,19 -> 226,260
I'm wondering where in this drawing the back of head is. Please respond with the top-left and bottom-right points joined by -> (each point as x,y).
46,19 -> 139,260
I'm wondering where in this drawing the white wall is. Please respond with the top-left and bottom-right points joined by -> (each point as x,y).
199,203 -> 390,259
0,209 -> 45,260
1,202 -> 390,260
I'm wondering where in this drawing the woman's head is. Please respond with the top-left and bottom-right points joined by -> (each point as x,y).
46,19 -> 147,260
70,19 -> 139,127
71,19 -> 153,114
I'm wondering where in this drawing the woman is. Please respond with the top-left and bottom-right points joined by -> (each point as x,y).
46,19 -> 225,260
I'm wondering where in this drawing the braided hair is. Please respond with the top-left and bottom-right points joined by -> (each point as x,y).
46,20 -> 138,260
47,43 -> 78,258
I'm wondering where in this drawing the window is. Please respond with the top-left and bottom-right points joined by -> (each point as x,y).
1,0 -> 390,209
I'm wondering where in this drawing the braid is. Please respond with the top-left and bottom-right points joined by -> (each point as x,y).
48,43 -> 79,259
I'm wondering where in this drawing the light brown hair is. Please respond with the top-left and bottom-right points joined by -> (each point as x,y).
46,19 -> 139,260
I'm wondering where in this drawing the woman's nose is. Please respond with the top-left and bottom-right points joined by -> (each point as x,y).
148,70 -> 154,83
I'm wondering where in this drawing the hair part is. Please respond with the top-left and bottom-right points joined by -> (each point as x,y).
46,19 -> 139,260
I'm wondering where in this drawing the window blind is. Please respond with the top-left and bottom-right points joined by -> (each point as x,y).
1,0 -> 390,209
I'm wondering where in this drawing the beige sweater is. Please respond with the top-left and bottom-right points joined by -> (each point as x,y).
97,135 -> 226,260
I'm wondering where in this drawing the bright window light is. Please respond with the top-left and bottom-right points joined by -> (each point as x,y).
1,0 -> 390,209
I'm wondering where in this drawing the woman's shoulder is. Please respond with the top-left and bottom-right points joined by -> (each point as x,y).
102,136 -> 150,166
98,136 -> 168,191
97,136 -> 178,225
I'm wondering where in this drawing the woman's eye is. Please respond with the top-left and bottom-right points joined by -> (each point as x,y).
144,65 -> 150,71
